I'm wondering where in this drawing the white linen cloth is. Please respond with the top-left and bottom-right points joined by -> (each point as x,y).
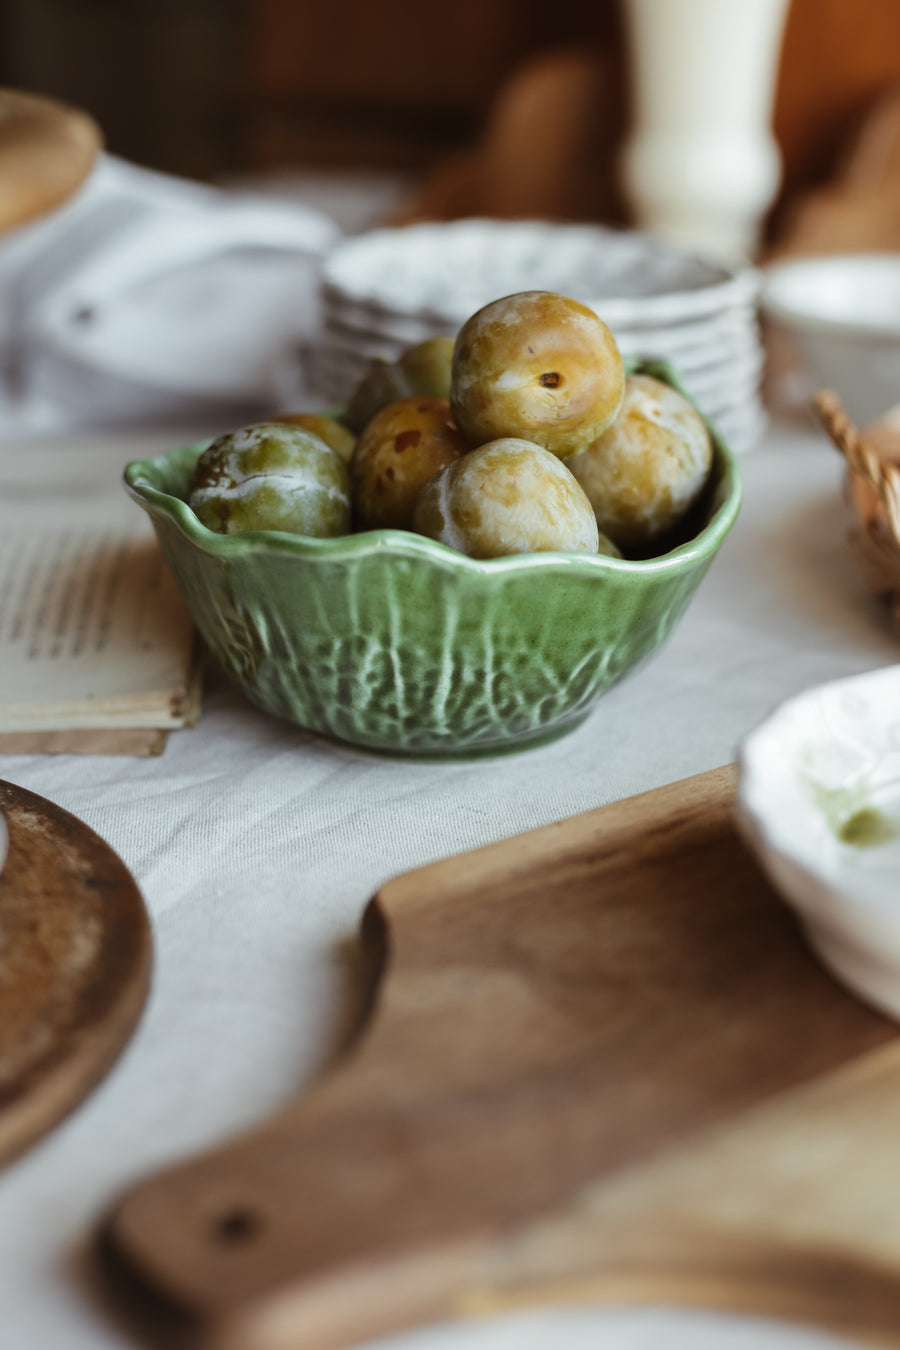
0,417 -> 892,1350
0,155 -> 338,432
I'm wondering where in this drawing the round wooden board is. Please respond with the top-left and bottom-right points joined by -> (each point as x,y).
0,778 -> 151,1168
0,88 -> 102,235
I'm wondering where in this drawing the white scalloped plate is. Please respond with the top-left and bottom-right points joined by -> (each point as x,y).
320,313 -> 762,377
322,220 -> 760,328
317,220 -> 766,455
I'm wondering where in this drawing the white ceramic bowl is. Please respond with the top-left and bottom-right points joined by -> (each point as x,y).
736,665 -> 900,1020
316,219 -> 766,454
761,254 -> 900,425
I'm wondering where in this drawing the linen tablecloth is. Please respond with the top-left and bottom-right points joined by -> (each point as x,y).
0,415 -> 894,1350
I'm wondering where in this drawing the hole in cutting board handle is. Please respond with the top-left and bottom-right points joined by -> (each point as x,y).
211,1206 -> 263,1245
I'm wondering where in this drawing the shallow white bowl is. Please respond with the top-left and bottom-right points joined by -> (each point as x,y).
761,253 -> 900,424
736,665 -> 900,1020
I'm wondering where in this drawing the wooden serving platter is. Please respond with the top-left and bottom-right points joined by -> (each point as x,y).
0,779 -> 151,1167
104,766 -> 900,1350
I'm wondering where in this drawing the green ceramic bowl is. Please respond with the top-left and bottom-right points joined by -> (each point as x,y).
124,361 -> 741,758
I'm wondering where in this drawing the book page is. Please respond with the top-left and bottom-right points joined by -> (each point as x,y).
0,442 -> 197,730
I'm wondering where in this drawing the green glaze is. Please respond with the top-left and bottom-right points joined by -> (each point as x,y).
123,360 -> 741,758
808,777 -> 900,849
839,808 -> 899,848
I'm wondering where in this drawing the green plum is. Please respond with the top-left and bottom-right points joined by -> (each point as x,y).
352,395 -> 470,531
397,336 -> 455,396
270,412 -> 356,465
413,437 -> 605,558
450,291 -> 625,458
344,361 -> 408,435
187,423 -> 350,537
344,336 -> 456,433
568,374 -> 713,550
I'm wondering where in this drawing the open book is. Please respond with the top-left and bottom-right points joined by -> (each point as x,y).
0,439 -> 200,755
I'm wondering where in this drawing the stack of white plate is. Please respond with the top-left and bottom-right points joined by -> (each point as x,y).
316,219 -> 765,453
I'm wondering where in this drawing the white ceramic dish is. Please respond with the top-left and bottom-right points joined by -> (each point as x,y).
761,254 -> 900,425
736,665 -> 900,1020
678,350 -> 765,400
311,344 -> 764,453
316,219 -> 766,455
323,294 -> 761,345
614,312 -> 759,359
322,219 -> 760,328
317,321 -> 761,393
323,296 -> 760,357
321,308 -> 758,359
311,363 -> 764,456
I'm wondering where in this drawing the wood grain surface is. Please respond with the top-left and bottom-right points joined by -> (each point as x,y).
104,766 -> 900,1350
0,778 -> 151,1167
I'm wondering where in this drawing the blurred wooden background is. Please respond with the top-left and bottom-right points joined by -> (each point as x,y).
1,0 -> 900,238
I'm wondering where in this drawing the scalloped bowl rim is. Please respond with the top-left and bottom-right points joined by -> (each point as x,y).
124,438 -> 740,577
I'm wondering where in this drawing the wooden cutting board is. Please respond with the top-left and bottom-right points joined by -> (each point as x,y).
0,779 -> 151,1167
104,765 -> 900,1350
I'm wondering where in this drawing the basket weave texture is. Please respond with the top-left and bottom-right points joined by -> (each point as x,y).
814,389 -> 900,628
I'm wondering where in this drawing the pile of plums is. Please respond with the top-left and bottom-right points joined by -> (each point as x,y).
187,291 -> 714,560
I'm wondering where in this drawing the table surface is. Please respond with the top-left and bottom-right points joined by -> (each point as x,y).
0,412 -> 894,1350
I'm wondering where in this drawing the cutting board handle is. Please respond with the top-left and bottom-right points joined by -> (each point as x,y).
102,767 -> 900,1350
103,892 -> 489,1349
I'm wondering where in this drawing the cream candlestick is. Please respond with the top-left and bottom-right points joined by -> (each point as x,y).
620,0 -> 791,261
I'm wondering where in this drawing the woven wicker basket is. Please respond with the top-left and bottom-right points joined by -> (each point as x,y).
814,389 -> 900,628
